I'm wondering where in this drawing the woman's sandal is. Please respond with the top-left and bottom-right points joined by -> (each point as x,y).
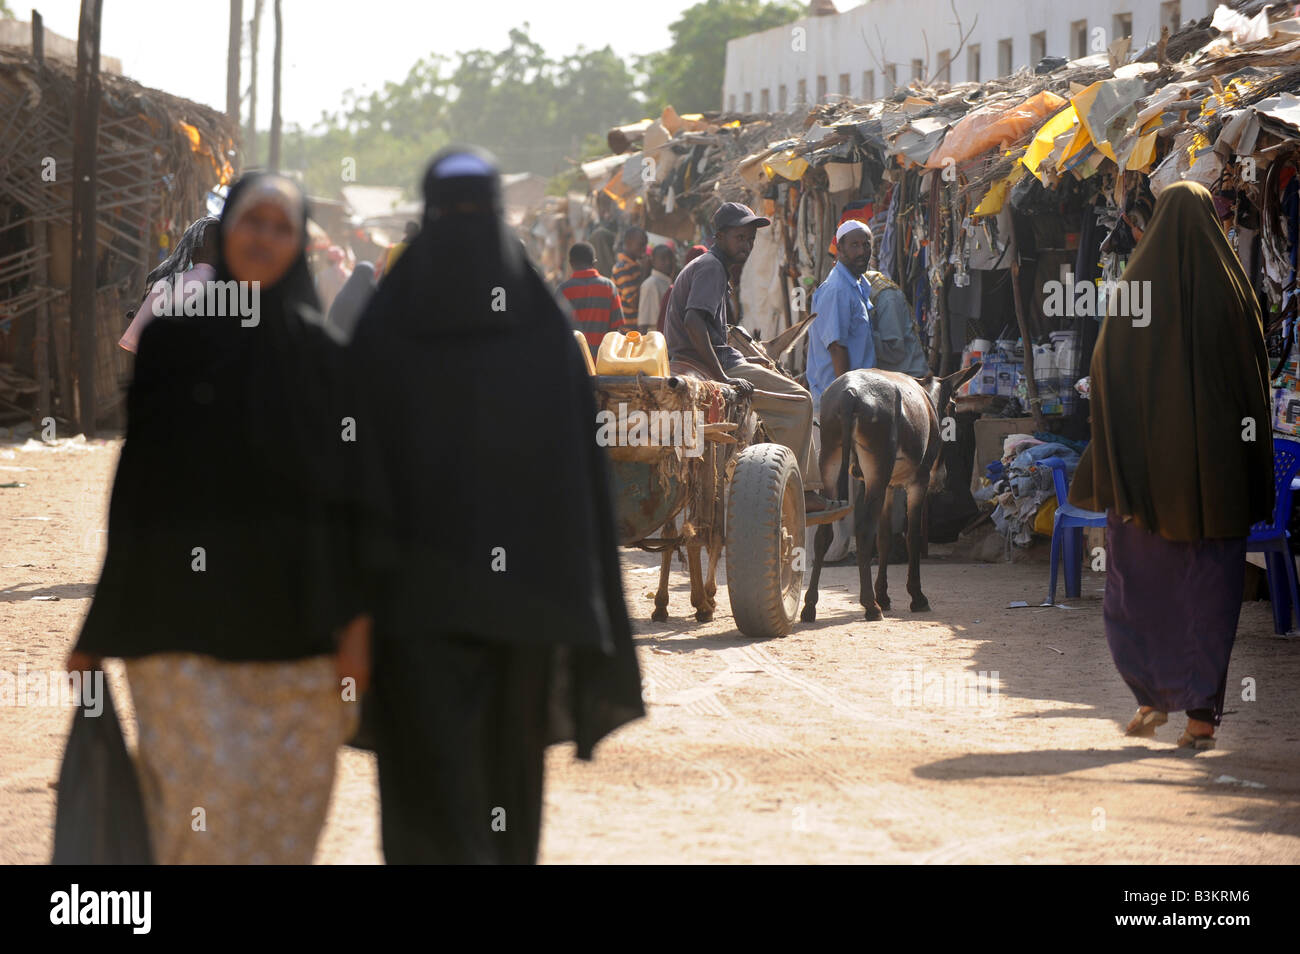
1176,730 -> 1216,751
1125,708 -> 1168,736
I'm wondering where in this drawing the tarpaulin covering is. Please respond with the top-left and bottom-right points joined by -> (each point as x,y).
925,91 -> 1066,168
973,163 -> 1026,217
1071,77 -> 1147,163
763,149 -> 810,181
1022,105 -> 1078,183
893,116 -> 950,167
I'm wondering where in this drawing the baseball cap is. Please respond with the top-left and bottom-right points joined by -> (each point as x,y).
712,201 -> 771,231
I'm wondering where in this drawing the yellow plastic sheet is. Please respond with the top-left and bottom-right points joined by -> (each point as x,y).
1125,116 -> 1163,172
1057,122 -> 1095,171
762,149 -> 810,181
1022,105 -> 1078,183
972,162 -> 1025,217
1070,83 -> 1115,161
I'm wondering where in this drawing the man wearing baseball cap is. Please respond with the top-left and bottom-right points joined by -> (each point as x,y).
662,201 -> 837,511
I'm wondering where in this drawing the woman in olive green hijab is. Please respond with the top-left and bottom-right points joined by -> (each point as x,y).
1070,180 -> 1274,751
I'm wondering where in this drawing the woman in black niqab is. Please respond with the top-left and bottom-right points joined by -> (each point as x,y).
67,172 -> 368,864
348,146 -> 643,864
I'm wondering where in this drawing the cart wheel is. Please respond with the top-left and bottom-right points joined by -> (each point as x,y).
726,443 -> 804,638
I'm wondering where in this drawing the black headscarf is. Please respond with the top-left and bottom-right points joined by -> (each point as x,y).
347,146 -> 643,757
326,261 -> 376,340
77,172 -> 359,661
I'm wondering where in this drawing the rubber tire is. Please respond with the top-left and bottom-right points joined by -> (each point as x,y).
726,443 -> 805,638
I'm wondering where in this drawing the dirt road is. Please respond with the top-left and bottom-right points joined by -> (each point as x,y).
3,437 -> 1299,864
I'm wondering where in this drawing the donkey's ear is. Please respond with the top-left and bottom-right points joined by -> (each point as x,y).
943,363 -> 981,392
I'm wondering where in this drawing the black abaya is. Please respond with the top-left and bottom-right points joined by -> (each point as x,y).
77,174 -> 359,663
346,148 -> 643,863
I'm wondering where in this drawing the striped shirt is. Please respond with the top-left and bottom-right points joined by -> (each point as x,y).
557,268 -> 624,348
612,252 -> 643,324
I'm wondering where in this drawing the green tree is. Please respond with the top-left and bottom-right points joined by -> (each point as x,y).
446,28 -> 639,176
282,25 -> 640,194
640,0 -> 805,114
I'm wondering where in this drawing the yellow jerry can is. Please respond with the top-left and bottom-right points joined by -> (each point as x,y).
595,330 -> 670,378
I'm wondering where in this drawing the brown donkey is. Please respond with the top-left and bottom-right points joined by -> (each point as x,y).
801,365 -> 980,622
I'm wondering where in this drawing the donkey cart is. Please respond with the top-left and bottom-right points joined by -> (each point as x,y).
594,371 -> 843,639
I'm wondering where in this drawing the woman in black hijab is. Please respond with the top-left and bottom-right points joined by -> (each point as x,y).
347,146 -> 643,864
67,172 -> 369,864
326,259 -> 376,340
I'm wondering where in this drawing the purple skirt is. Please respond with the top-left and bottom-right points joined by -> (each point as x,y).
1104,513 -> 1246,723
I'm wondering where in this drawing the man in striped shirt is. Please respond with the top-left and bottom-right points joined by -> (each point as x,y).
612,227 -> 648,328
557,242 -> 624,351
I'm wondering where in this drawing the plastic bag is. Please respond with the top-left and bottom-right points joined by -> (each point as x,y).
51,679 -> 153,864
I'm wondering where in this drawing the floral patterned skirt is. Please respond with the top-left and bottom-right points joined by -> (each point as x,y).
125,652 -> 357,864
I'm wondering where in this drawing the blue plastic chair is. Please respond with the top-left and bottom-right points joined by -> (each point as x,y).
1039,456 -> 1107,605
1247,437 -> 1300,634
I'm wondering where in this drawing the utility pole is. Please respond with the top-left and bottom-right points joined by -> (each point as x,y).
226,0 -> 242,125
269,0 -> 282,171
32,10 -> 50,429
247,0 -> 263,164
71,0 -> 103,436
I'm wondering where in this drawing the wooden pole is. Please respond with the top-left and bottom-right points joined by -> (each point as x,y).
32,11 -> 49,429
31,9 -> 44,63
247,0 -> 262,164
1007,222 -> 1044,431
71,0 -> 103,437
226,0 -> 242,125
268,0 -> 282,171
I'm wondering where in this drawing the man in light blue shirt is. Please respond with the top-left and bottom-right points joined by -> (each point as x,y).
807,220 -> 877,413
806,220 -> 878,563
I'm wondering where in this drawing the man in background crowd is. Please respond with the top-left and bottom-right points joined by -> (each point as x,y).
316,245 -> 352,315
807,220 -> 877,412
557,241 -> 624,352
663,202 -> 838,512
636,244 -> 675,333
612,226 -> 648,328
385,221 -> 420,275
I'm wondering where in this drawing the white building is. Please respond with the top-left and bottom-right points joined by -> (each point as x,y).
723,0 -> 1221,113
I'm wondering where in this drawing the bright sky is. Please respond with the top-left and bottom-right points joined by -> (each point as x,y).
28,0 -> 752,130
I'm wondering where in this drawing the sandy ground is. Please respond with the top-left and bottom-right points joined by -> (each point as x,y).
2,436 -> 1299,865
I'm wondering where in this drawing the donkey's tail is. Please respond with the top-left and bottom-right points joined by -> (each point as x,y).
837,394 -> 855,502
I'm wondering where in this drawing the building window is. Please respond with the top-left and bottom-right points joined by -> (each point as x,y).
997,38 -> 1013,76
728,94 -> 736,112
797,78 -> 807,105
743,92 -> 752,112
778,84 -> 787,111
816,75 -> 827,102
1113,12 -> 1132,39
838,73 -> 850,98
1071,20 -> 1088,59
911,58 -> 924,82
937,49 -> 952,83
760,88 -> 770,112
967,43 -> 981,82
862,70 -> 875,100
1161,1 -> 1181,34
1030,31 -> 1047,65
884,63 -> 897,93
